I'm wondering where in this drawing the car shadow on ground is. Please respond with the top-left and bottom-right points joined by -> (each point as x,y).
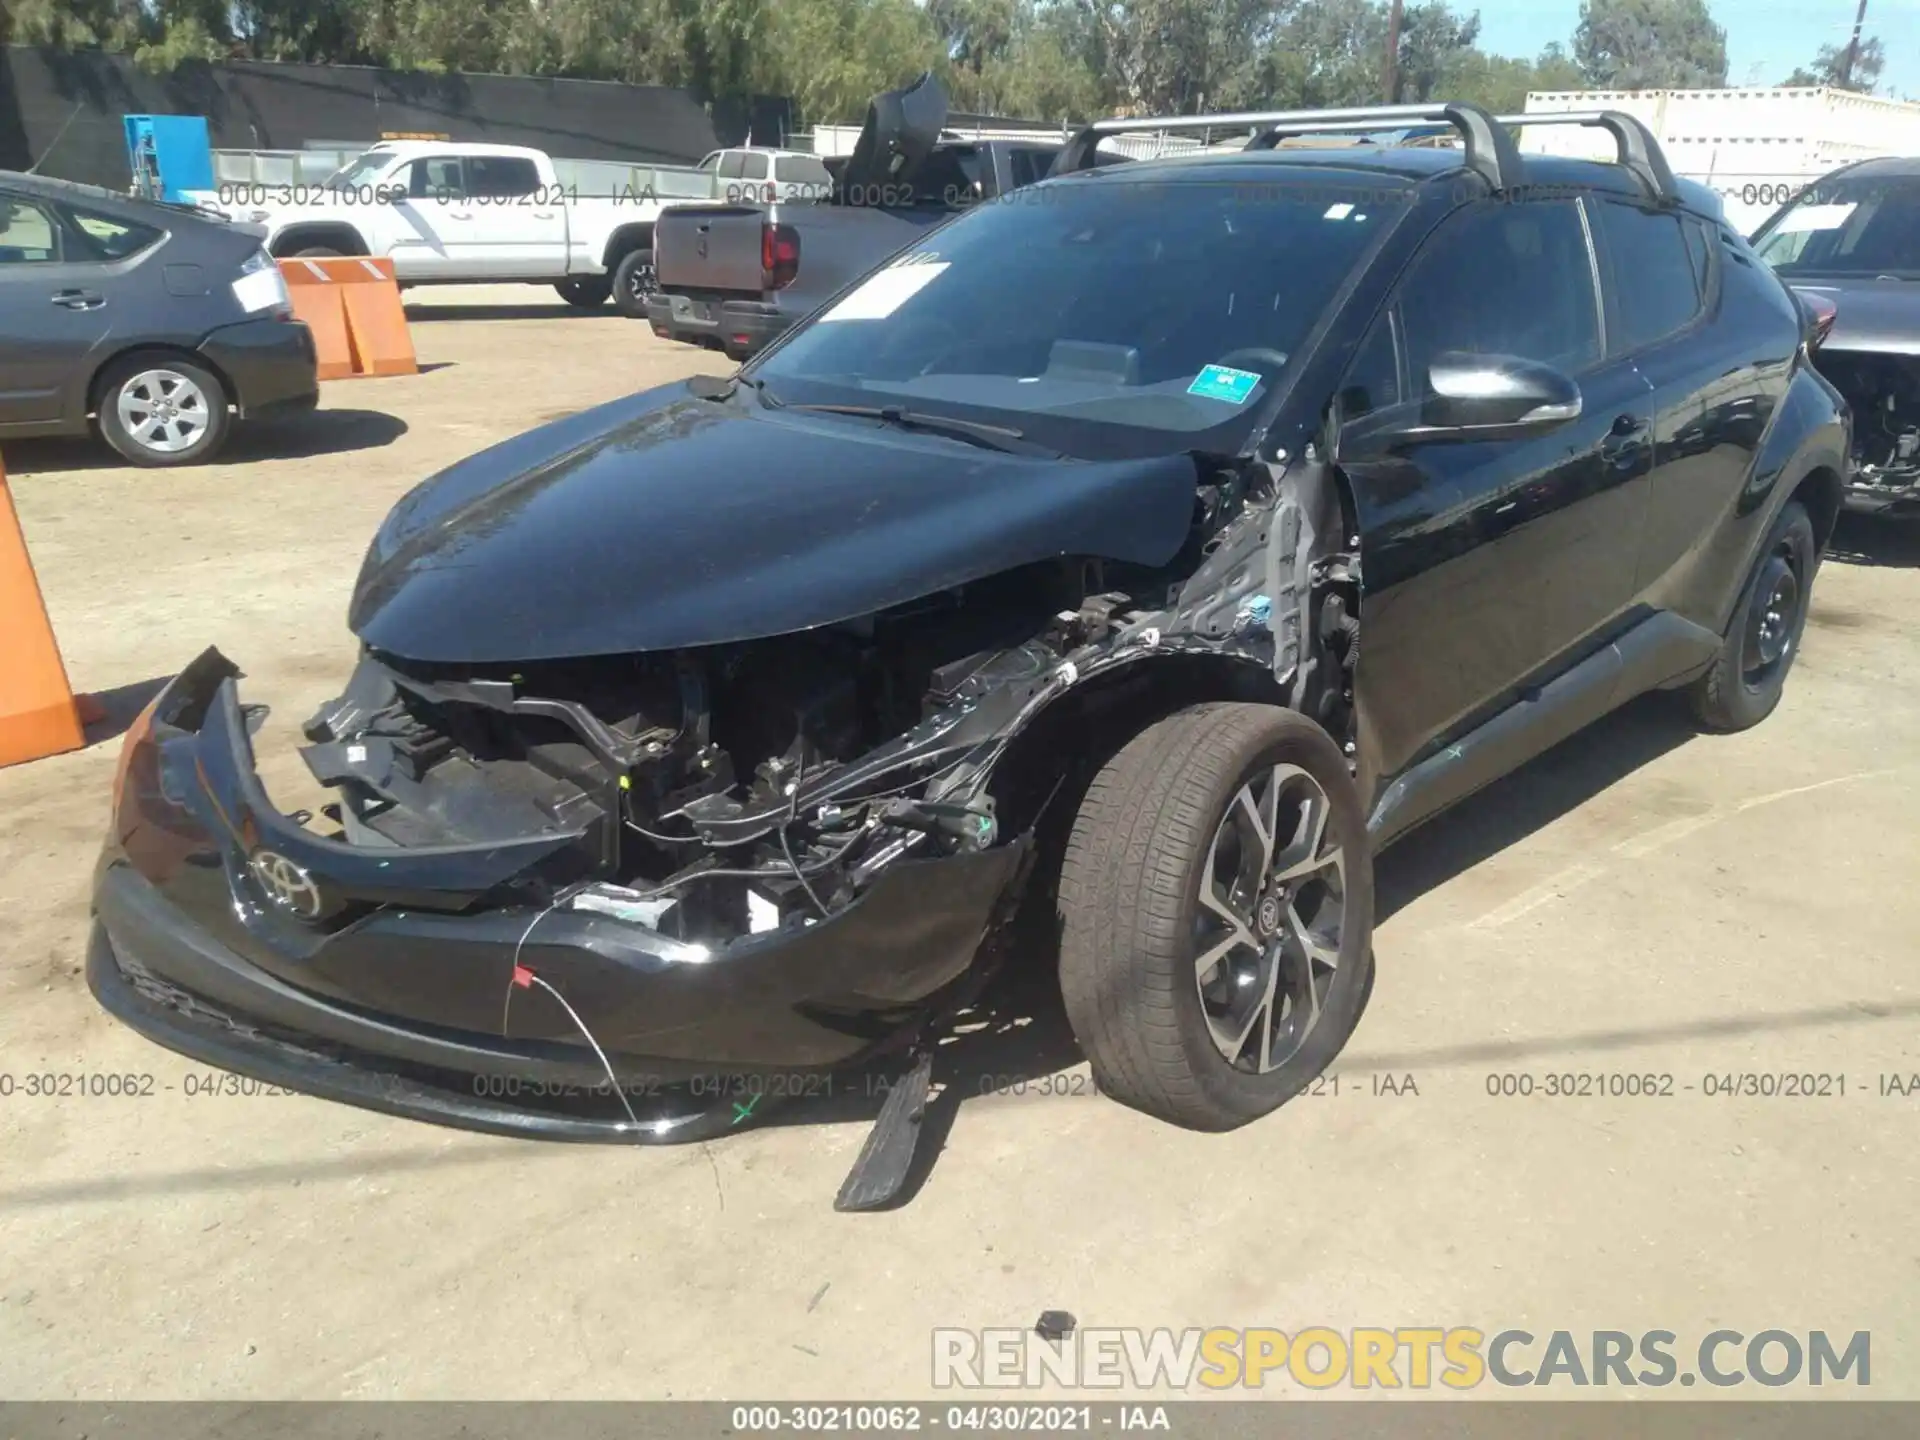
1825,513 -> 1920,568
2,409 -> 408,474
746,691 -> 1702,1205
1371,691 -> 1697,924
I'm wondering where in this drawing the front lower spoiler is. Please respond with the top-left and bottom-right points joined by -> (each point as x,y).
88,897 -> 689,1143
89,649 -> 1027,1144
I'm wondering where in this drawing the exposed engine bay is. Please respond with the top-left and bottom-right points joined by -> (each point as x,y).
293,458 -> 1361,958
1822,352 -> 1920,488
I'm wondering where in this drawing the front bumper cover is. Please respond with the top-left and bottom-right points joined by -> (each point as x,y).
90,650 -> 1025,1142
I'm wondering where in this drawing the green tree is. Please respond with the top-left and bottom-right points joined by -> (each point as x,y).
1393,1 -> 1481,103
1532,40 -> 1586,90
1076,0 -> 1281,113
754,0 -> 942,124
1784,35 -> 1885,93
939,0 -> 1106,121
1573,0 -> 1728,89
4,0 -> 150,49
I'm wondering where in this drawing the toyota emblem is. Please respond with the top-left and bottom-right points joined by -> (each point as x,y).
249,849 -> 322,919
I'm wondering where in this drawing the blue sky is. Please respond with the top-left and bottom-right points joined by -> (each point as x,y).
1474,0 -> 1920,97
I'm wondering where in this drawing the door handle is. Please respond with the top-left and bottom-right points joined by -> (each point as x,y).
532,211 -> 557,219
448,211 -> 474,221
51,289 -> 106,310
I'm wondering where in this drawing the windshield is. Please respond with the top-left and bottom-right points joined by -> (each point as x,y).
1752,172 -> 1920,279
322,151 -> 400,190
751,173 -> 1407,459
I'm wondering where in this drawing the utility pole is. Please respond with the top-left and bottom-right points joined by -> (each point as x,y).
1382,0 -> 1405,103
1840,0 -> 1869,88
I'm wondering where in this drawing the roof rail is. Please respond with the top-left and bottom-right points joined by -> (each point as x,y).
1051,102 -> 1520,188
1050,101 -> 1681,204
1492,110 -> 1678,203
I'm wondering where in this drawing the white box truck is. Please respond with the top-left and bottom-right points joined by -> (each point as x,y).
1521,86 -> 1920,234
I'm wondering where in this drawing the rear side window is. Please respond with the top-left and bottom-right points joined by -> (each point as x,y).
0,197 -> 60,262
1593,200 -> 1702,355
1393,198 -> 1603,385
775,155 -> 831,187
65,207 -> 162,260
716,152 -> 746,179
467,156 -> 540,198
738,152 -> 769,181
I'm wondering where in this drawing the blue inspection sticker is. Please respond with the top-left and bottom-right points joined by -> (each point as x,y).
1187,364 -> 1264,405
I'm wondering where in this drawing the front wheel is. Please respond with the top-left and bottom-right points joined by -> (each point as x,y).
1687,500 -> 1817,732
611,248 -> 656,318
1057,703 -> 1374,1131
96,356 -> 232,467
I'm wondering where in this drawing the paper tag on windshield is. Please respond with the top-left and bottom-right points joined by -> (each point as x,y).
820,262 -> 950,322
1187,364 -> 1263,405
1775,202 -> 1856,234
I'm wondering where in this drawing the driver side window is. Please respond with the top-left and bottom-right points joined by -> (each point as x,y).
1342,198 -> 1602,432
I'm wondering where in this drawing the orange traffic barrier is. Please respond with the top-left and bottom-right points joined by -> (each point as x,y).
0,451 -> 87,768
279,256 -> 419,379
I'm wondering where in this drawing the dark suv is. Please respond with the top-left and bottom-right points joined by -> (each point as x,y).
0,172 -> 317,466
88,103 -> 1846,1205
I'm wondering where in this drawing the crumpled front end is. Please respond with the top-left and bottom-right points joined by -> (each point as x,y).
90,639 -> 1036,1142
88,426 -> 1349,1147
1817,350 -> 1920,515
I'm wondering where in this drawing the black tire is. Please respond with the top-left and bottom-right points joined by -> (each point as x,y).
1687,501 -> 1817,732
555,276 -> 612,308
1057,702 -> 1374,1131
290,246 -> 345,259
611,247 -> 656,318
95,355 -> 232,468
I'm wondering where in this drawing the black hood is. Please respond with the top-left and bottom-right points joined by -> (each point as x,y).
348,382 -> 1201,664
839,72 -> 948,196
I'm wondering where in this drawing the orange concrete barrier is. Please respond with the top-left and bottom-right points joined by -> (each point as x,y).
279,256 -> 419,379
0,452 -> 87,768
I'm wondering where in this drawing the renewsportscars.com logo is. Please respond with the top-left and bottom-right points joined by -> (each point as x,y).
932,1327 -> 1871,1391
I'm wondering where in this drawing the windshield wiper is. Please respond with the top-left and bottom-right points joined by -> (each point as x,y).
687,373 -> 780,405
780,403 -> 1060,457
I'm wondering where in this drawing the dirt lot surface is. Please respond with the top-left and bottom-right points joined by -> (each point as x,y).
2,286 -> 1917,1401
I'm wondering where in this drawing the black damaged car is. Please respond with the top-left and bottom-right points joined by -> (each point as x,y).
89,101 -> 1849,1205
1749,156 -> 1920,517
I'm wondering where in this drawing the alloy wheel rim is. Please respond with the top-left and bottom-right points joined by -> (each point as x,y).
117,370 -> 210,454
627,258 -> 656,298
1193,762 -> 1347,1075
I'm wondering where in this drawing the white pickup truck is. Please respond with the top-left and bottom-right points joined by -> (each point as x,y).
189,141 -> 825,315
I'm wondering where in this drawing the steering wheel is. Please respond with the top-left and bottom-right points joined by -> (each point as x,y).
1212,347 -> 1291,375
